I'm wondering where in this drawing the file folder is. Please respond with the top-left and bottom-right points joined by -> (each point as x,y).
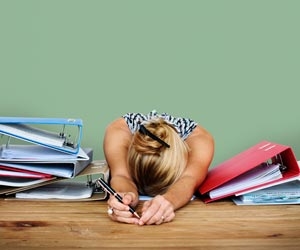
0,145 -> 90,162
0,165 -> 53,179
0,117 -> 83,154
0,147 -> 93,179
2,160 -> 109,201
198,141 -> 300,203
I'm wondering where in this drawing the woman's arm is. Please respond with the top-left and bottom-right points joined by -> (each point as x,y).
165,125 -> 214,208
103,118 -> 140,223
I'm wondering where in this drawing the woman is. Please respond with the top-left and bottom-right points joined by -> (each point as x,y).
103,110 -> 214,225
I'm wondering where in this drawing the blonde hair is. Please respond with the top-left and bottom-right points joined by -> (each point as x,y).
127,118 -> 189,196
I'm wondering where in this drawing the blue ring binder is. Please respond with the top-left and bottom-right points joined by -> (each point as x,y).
0,117 -> 83,154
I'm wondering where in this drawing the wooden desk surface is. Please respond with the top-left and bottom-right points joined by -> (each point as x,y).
1,198 -> 300,250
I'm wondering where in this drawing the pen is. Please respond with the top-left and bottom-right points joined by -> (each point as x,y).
96,177 -> 140,219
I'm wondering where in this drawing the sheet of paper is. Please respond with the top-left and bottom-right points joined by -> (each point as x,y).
209,163 -> 283,199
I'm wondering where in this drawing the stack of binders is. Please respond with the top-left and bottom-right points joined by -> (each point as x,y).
0,117 -> 108,201
198,141 -> 300,204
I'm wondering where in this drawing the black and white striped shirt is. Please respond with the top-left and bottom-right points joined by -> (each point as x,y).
122,110 -> 197,140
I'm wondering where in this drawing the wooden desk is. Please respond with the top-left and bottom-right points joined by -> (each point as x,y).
0,198 -> 300,249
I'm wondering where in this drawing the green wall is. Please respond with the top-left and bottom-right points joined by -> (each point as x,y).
1,0 -> 299,168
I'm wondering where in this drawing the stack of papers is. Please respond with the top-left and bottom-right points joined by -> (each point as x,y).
198,141 -> 300,204
0,117 -> 93,199
232,179 -> 300,205
0,146 -> 92,187
209,163 -> 282,199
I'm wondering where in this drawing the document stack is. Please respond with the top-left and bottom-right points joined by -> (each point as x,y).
232,179 -> 300,205
0,117 -> 108,201
198,141 -> 300,205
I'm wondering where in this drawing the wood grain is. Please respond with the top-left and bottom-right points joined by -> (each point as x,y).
1,198 -> 300,249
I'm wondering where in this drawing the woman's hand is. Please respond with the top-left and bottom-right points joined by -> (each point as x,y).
107,192 -> 140,225
138,195 -> 175,225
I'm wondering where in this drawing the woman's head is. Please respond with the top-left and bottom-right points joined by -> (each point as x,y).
127,118 -> 189,196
